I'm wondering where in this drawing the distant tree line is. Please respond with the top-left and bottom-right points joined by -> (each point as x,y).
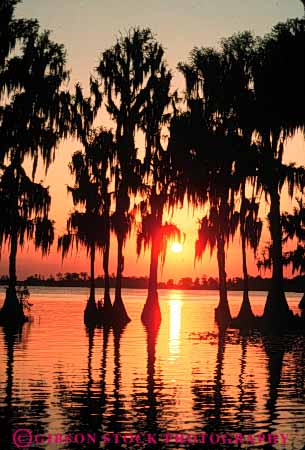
2,272 -> 305,293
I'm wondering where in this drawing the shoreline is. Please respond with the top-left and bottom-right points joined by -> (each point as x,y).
0,281 -> 303,294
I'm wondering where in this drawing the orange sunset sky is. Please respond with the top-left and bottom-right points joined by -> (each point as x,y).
1,0 -> 304,282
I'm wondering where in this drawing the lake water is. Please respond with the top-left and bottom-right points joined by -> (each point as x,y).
0,288 -> 305,450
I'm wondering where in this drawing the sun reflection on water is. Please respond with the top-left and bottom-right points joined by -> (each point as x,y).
168,291 -> 183,360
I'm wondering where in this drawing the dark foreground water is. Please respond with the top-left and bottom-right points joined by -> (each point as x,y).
0,288 -> 305,450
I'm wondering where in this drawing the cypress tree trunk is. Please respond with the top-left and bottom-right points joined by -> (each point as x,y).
215,233 -> 231,327
103,227 -> 112,317
9,230 -> 18,292
235,184 -> 255,326
141,232 -> 161,326
84,243 -> 97,325
103,195 -> 112,317
0,228 -> 25,324
114,233 -> 123,301
263,186 -> 292,325
113,232 -> 130,325
89,243 -> 96,302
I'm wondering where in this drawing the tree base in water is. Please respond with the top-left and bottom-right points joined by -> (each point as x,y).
258,313 -> 305,333
141,291 -> 161,328
230,313 -> 305,334
103,294 -> 112,314
112,296 -> 131,327
0,288 -> 27,326
84,297 -> 98,326
84,294 -> 131,328
262,288 -> 294,329
215,301 -> 232,329
232,295 -> 256,329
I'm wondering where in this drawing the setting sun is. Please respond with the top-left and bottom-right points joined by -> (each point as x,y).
171,242 -> 183,253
